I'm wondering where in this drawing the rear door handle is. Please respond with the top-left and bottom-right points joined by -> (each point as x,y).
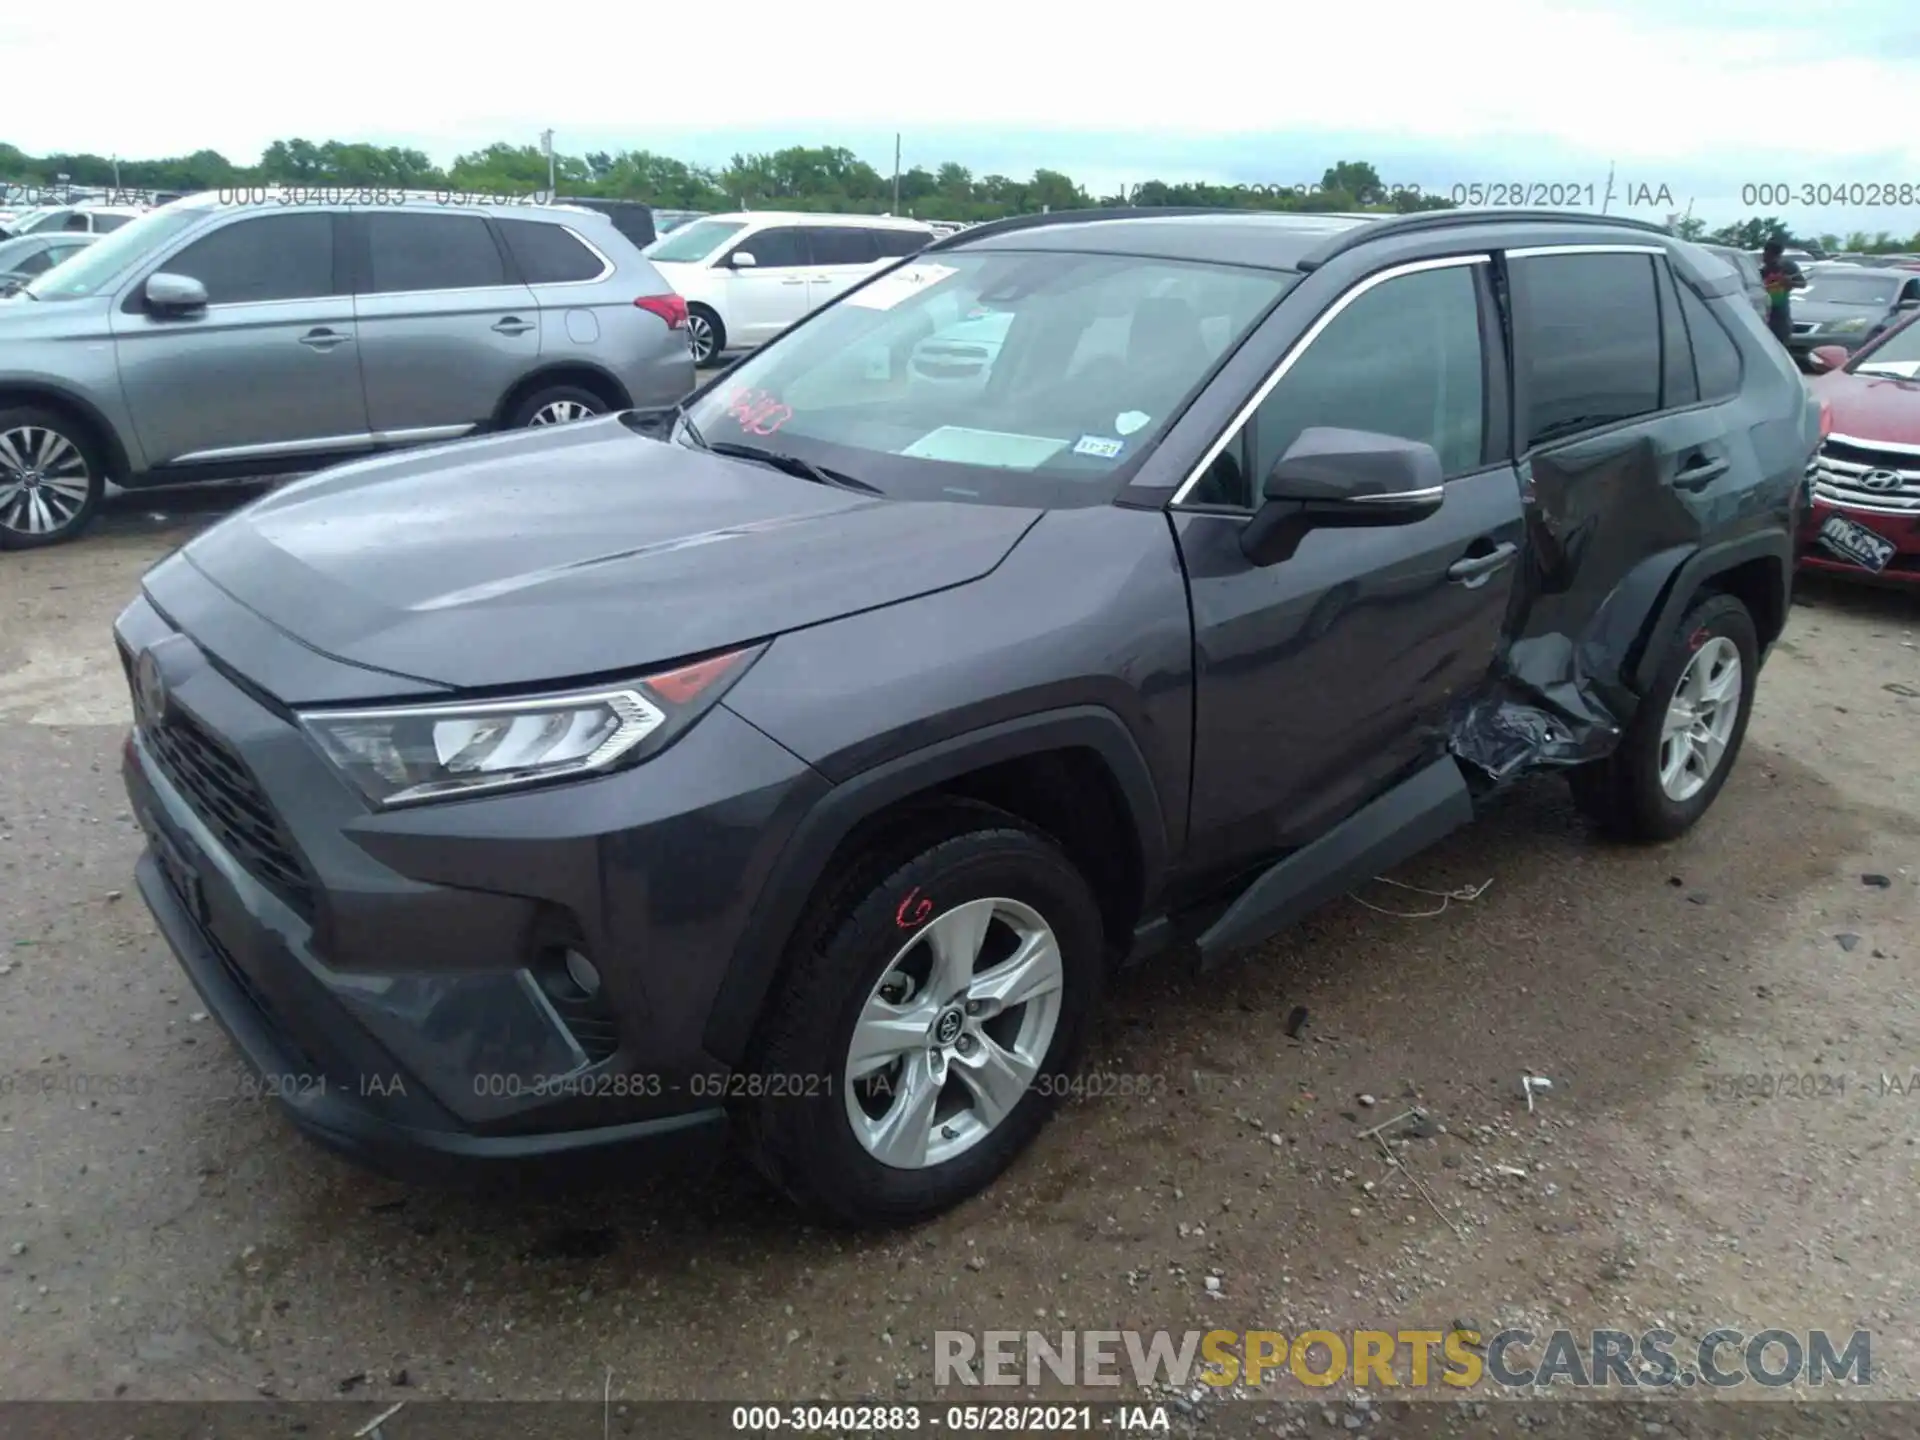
1446,540 -> 1519,587
492,317 -> 535,335
298,327 -> 350,350
781,277 -> 806,285
1674,456 -> 1730,491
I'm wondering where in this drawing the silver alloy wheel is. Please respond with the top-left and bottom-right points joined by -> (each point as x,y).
1659,635 -> 1742,802
844,896 -> 1065,1170
528,399 -> 598,426
688,313 -> 716,365
0,425 -> 91,537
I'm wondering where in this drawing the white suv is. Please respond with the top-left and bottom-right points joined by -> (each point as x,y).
645,212 -> 935,364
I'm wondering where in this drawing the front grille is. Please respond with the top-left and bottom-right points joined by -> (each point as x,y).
1812,440 -> 1920,515
123,647 -> 316,919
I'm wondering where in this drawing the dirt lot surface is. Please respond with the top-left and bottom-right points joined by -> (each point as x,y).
2,484 -> 1917,1437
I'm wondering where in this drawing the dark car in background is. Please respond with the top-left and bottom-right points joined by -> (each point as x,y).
115,207 -> 1812,1225
1804,313 -> 1920,584
553,198 -> 656,250
0,230 -> 95,295
1788,266 -> 1920,365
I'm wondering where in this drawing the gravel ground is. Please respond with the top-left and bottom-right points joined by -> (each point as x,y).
1,480 -> 1917,1434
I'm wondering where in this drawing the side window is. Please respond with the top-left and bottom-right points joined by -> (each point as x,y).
364,213 -> 507,294
91,214 -> 133,233
15,247 -> 54,275
160,213 -> 336,305
1655,261 -> 1699,409
1674,280 -> 1742,402
810,227 -> 879,265
1512,253 -> 1660,448
497,218 -> 605,284
728,227 -> 807,268
873,228 -> 932,258
64,212 -> 91,232
1246,263 -> 1486,496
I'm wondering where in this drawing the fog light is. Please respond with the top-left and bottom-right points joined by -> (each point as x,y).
564,948 -> 601,997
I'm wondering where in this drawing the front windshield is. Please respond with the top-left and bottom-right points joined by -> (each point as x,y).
681,248 -> 1292,504
1854,317 -> 1920,377
1801,273 -> 1897,307
21,206 -> 204,300
646,219 -> 747,263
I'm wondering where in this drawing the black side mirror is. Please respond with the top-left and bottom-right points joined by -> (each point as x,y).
1241,427 -> 1444,566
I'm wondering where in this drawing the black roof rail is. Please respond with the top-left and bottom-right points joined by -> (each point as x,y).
1297,207 -> 1674,271
921,206 -> 1251,253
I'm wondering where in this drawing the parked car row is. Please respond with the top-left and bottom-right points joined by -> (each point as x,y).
0,230 -> 97,296
0,202 -> 150,238
0,192 -> 695,546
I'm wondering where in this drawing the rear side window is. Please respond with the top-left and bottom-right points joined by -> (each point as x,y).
809,227 -> 879,265
1512,252 -> 1661,448
364,213 -> 507,293
872,228 -> 931,258
497,218 -> 605,284
161,213 -> 336,305
1675,280 -> 1742,401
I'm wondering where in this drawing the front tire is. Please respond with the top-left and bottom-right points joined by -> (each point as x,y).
740,813 -> 1105,1226
0,406 -> 105,549
1569,592 -> 1758,841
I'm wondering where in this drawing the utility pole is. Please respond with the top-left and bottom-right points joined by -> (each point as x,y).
892,133 -> 901,215
1600,160 -> 1616,215
540,129 -> 556,199
112,155 -> 121,192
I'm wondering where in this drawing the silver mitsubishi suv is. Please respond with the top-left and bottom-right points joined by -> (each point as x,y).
0,191 -> 696,547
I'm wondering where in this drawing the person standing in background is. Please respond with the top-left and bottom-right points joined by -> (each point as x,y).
1759,238 -> 1806,349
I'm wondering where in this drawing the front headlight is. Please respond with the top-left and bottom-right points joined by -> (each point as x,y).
298,646 -> 763,807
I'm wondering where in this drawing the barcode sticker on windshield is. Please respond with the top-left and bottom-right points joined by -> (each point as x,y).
845,264 -> 957,310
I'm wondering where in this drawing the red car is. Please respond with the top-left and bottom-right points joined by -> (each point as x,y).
1802,312 -> 1920,584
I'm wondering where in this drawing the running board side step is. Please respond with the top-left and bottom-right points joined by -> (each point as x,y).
1194,756 -> 1475,969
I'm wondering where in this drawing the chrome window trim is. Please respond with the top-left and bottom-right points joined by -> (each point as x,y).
1169,254 -> 1491,507
1505,243 -> 1668,258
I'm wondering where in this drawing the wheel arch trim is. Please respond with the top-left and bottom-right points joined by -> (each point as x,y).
700,705 -> 1171,1065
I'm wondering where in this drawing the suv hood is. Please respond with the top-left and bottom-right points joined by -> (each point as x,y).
1796,298 -> 1891,328
1811,368 -> 1920,443
177,417 -> 1040,694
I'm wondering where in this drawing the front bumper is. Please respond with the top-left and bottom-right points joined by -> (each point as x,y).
116,590 -> 827,1180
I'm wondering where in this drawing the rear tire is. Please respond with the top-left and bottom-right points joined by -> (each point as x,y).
739,811 -> 1105,1226
688,306 -> 725,367
508,384 -> 608,429
0,405 -> 105,549
1569,593 -> 1758,841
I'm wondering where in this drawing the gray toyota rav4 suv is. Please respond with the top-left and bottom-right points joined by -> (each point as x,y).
116,208 -> 1818,1226
0,191 -> 694,548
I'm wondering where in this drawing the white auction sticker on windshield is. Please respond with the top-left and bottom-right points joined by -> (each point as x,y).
845,263 -> 957,310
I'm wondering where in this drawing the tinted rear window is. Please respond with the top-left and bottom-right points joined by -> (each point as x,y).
1513,252 -> 1661,449
498,218 -> 606,284
364,213 -> 507,293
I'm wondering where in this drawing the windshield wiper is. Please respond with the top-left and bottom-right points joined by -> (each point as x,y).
704,440 -> 882,495
674,403 -> 708,451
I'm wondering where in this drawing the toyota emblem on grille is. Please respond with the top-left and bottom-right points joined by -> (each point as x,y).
1859,469 -> 1903,492
135,648 -> 168,726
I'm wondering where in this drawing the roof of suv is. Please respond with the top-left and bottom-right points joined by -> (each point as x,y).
162,191 -> 612,225
924,206 -> 1678,273
707,211 -> 935,231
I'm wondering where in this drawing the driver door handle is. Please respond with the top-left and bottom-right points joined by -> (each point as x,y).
492,317 -> 535,335
1674,455 -> 1730,491
1447,540 -> 1518,587
298,327 -> 350,350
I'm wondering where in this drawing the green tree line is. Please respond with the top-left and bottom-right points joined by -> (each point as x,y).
5,138 -> 1919,250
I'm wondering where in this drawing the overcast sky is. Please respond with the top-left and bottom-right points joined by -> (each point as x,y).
6,0 -> 1919,238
